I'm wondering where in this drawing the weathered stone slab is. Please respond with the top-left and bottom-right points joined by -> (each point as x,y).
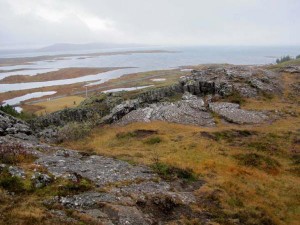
209,102 -> 268,124
36,149 -> 155,187
117,99 -> 215,127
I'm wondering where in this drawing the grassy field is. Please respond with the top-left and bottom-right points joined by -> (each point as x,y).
63,71 -> 300,224
32,96 -> 85,115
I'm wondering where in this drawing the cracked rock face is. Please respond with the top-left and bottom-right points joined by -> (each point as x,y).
180,66 -> 281,97
116,99 -> 215,127
209,102 -> 269,124
36,149 -> 155,187
37,147 -> 202,224
31,172 -> 53,188
0,110 -> 36,141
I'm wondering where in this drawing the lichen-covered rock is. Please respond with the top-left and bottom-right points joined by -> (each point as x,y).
117,99 -> 214,127
57,192 -> 122,208
0,110 -> 35,140
101,204 -> 150,225
29,107 -> 97,131
31,172 -> 53,188
179,65 -> 281,97
0,164 -> 6,172
36,149 -> 155,187
209,102 -> 268,124
8,166 -> 26,179
182,92 -> 198,100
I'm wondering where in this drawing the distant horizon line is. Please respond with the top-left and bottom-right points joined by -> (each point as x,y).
1,43 -> 300,52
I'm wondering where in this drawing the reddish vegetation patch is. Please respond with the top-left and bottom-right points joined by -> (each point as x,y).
0,143 -> 36,165
0,67 -> 125,84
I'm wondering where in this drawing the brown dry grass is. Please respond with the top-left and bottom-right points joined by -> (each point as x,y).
65,120 -> 300,224
64,72 -> 300,224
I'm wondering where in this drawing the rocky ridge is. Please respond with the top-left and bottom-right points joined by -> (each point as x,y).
102,65 -> 279,126
0,110 -> 37,141
30,65 -> 281,137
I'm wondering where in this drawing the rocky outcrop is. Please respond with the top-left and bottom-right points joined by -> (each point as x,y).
0,110 -> 36,141
36,149 -> 155,186
179,66 -> 281,97
100,66 -> 281,127
136,84 -> 182,103
37,147 -> 201,224
116,98 -> 215,127
29,65 -> 281,141
279,66 -> 300,74
29,107 -> 97,131
30,85 -> 182,137
101,99 -> 141,123
209,102 -> 269,124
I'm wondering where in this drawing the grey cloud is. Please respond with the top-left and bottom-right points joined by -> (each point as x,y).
0,0 -> 299,48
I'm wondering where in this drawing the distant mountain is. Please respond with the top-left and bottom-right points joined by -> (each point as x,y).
37,43 -> 146,52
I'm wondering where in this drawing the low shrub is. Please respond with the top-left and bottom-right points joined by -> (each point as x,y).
144,136 -> 162,145
116,131 -> 137,139
116,129 -> 158,139
288,166 -> 300,177
291,154 -> 300,165
0,174 -> 25,193
201,129 -> 257,142
260,91 -> 274,100
58,178 -> 93,196
152,162 -> 197,181
234,153 -> 280,172
225,90 -> 246,105
0,104 -> 36,120
233,207 -> 276,225
0,143 -> 36,165
57,122 -> 92,142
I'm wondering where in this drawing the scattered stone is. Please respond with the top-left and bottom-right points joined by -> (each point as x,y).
31,172 -> 53,188
8,166 -> 26,179
182,92 -> 198,100
0,164 -> 6,172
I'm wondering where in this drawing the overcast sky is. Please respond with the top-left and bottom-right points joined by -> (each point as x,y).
0,0 -> 299,49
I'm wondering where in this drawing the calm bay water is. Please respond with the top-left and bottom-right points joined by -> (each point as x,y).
0,46 -> 300,93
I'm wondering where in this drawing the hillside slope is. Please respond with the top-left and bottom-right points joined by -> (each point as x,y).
0,63 -> 299,224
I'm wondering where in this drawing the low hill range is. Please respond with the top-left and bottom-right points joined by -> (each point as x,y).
37,42 -> 148,52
